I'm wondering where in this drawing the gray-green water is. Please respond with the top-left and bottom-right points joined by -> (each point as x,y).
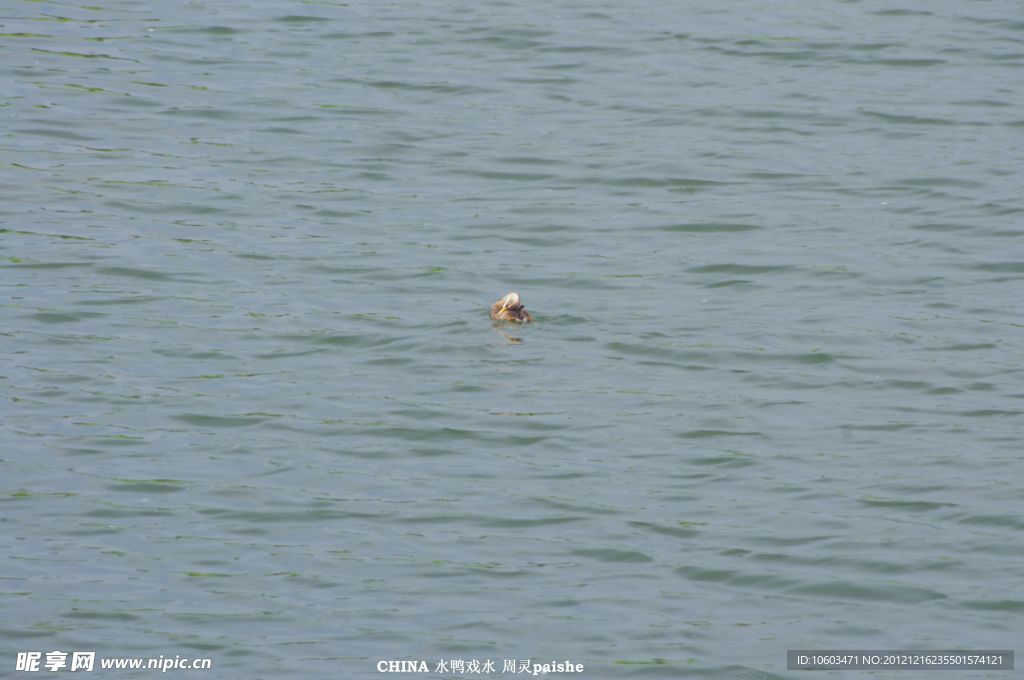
3,1 -> 1022,677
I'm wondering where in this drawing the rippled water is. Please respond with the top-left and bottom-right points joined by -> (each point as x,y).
3,0 -> 1022,677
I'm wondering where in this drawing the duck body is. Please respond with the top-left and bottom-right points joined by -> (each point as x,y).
490,291 -> 534,323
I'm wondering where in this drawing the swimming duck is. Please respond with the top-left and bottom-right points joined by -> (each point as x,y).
490,291 -> 534,323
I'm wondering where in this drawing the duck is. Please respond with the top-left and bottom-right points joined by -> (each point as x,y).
490,291 -> 534,323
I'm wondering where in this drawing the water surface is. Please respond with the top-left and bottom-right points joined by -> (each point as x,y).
2,1 -> 1022,677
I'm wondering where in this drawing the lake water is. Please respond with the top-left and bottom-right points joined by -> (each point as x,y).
2,1 -> 1022,677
